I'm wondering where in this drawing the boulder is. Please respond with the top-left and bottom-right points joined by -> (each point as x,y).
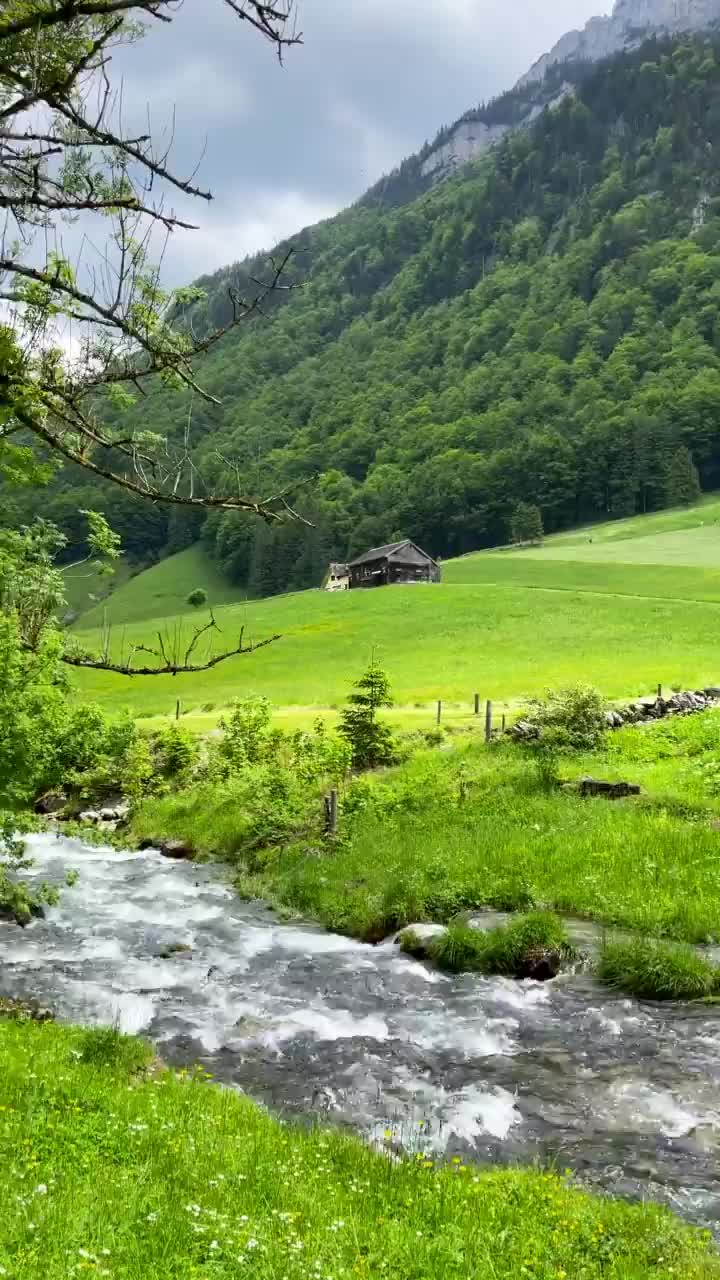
157,839 -> 195,861
508,719 -> 540,741
0,996 -> 53,1021
395,922 -> 447,959
158,943 -> 193,959
34,790 -> 68,816
579,777 -> 641,799
517,947 -> 563,982
0,900 -> 45,927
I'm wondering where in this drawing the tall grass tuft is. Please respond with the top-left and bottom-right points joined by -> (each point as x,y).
598,938 -> 719,1000
428,913 -> 575,978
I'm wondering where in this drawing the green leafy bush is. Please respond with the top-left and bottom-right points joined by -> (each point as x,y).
213,696 -> 279,774
186,588 -> 208,609
598,938 -> 718,1000
525,685 -> 608,752
153,723 -> 200,782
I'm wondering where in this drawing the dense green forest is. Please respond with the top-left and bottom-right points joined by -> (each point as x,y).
10,34 -> 720,597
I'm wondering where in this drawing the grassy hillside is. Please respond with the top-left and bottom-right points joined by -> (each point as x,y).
76,546 -> 246,629
68,499 -> 720,724
62,558 -> 133,618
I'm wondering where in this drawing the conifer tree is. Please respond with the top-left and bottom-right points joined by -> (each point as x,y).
510,503 -> 544,546
338,661 -> 396,770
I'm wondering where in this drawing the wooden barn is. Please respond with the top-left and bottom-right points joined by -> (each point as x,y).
348,540 -> 440,590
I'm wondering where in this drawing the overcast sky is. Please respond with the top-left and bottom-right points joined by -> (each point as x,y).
115,0 -> 607,285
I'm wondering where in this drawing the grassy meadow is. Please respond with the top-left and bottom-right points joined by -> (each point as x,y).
76,546 -> 246,628
1,1018 -> 715,1280
71,579 -> 720,721
66,498 -> 720,726
133,710 -> 720,947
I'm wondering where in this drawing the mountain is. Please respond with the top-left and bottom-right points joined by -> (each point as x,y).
10,24 -> 720,603
521,0 -> 720,85
377,0 -> 720,195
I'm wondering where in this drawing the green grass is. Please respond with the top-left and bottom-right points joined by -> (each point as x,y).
75,546 -> 246,628
63,493 -> 720,719
506,494 -> 720,549
425,913 -> 574,977
443,554 -> 720,600
60,494 -> 720,719
131,712 -> 720,947
69,581 -> 720,719
598,938 -> 720,1001
62,558 -> 133,618
503,525 -> 720,567
0,1017 -> 716,1280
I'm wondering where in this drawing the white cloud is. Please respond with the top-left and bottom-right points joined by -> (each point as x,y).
161,189 -> 340,280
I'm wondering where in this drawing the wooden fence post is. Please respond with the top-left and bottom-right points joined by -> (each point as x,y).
485,700 -> 493,744
324,789 -> 338,837
502,713 -> 506,733
437,700 -> 442,726
175,699 -> 181,721
657,683 -> 662,699
474,693 -> 480,716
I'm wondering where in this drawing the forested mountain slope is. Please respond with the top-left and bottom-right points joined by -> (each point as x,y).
13,34 -> 720,597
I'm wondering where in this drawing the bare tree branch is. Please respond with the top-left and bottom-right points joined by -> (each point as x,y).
62,621 -> 282,675
0,0 -> 308,521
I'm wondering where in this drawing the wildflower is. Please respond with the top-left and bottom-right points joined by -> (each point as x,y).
35,1184 -> 47,1195
147,1213 -> 158,1223
247,1238 -> 259,1250
210,1240 -> 219,1251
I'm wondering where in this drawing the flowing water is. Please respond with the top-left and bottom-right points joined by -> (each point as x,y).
3,833 -> 720,1230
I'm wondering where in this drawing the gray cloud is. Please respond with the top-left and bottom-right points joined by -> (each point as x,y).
113,0 -> 606,282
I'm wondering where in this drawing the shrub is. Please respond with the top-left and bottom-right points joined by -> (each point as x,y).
524,684 -> 608,752
153,723 -> 199,781
214,696 -> 277,773
598,938 -> 718,1000
187,588 -> 208,609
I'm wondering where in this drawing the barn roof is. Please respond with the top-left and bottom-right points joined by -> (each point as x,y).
348,540 -> 437,568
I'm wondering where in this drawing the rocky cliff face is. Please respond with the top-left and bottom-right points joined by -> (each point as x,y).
520,0 -> 720,86
419,0 -> 720,186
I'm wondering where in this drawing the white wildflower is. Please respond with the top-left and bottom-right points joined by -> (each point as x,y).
34,1185 -> 47,1196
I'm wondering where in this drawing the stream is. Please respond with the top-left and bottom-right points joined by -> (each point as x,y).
3,833 -> 720,1230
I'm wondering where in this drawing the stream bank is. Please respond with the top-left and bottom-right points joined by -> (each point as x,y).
2,834 -> 720,1234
